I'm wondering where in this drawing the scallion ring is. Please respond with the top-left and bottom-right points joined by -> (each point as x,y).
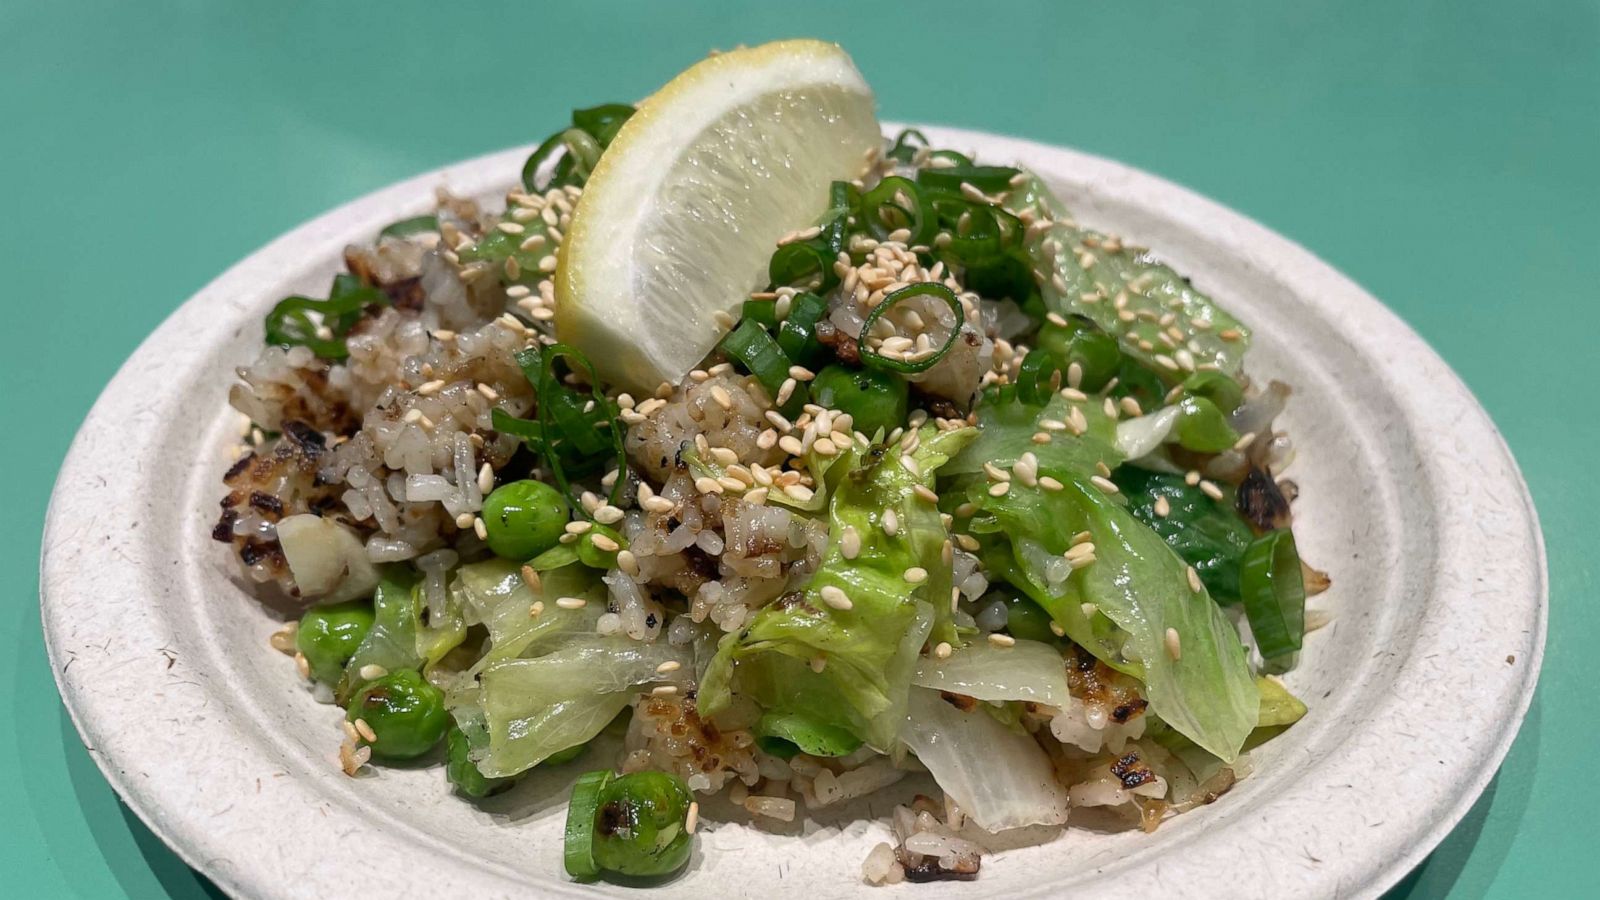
563,769 -> 614,880
859,282 -> 964,374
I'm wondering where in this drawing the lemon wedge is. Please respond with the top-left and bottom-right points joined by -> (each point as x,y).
555,40 -> 881,392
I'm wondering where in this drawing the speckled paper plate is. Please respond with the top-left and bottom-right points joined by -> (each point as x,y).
40,125 -> 1546,899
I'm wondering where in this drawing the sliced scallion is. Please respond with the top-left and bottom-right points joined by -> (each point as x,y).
564,769 -> 614,880
858,282 -> 964,375
1240,530 -> 1306,659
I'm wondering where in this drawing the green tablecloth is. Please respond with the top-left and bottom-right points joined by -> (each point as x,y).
5,2 -> 1593,896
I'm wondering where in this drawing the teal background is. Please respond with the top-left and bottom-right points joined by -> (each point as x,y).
3,1 -> 1594,896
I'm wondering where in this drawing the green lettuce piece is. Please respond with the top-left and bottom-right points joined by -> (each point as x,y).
452,558 -> 606,672
1115,467 -> 1254,604
971,468 -> 1257,761
946,387 -> 1121,479
337,566 -> 422,703
476,636 -> 691,777
700,425 -> 974,748
1006,174 -> 1251,383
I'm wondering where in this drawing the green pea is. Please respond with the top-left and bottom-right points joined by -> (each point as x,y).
591,771 -> 694,877
445,724 -> 515,798
1004,597 -> 1059,644
482,479 -> 569,560
347,669 -> 449,760
808,364 -> 908,438
576,524 -> 627,569
295,601 -> 374,684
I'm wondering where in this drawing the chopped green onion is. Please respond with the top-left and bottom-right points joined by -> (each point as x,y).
521,104 -> 635,193
1172,395 -> 1240,453
1035,316 -> 1122,392
859,175 -> 935,245
564,769 -> 614,880
570,103 -> 635,147
263,274 -> 386,359
721,319 -> 794,402
885,128 -> 929,163
1015,349 -> 1059,405
917,164 -> 1022,194
377,215 -> 439,240
1182,371 -> 1245,414
1240,530 -> 1306,659
496,344 -> 627,508
822,180 -> 855,256
859,282 -> 964,375
776,291 -> 830,366
767,241 -> 834,292
740,299 -> 778,329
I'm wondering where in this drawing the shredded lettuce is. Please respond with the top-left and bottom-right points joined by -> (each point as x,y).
946,388 -> 1120,479
1007,174 -> 1251,383
700,425 -> 975,749
452,558 -> 606,672
476,636 -> 691,777
970,468 -> 1257,761
899,688 -> 1070,831
337,566 -> 423,702
912,638 -> 1070,709
1115,467 -> 1255,605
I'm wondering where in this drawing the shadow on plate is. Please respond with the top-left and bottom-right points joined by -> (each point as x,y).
1383,691 -> 1542,900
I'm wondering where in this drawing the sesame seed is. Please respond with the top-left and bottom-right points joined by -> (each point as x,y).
1154,354 -> 1180,371
565,520 -> 593,535
354,718 -> 378,743
555,597 -> 587,610
1090,475 -> 1120,494
776,378 -> 797,405
840,526 -> 862,559
455,511 -> 475,529
1165,627 -> 1183,660
416,379 -> 446,396
955,533 -> 980,552
1060,388 -> 1089,402
788,365 -> 815,381
785,483 -> 815,503
778,435 -> 805,456
1154,495 -> 1171,517
1049,621 -> 1067,637
293,652 -> 311,680
519,565 -> 542,591
820,585 -> 853,610
813,437 -> 838,457
988,481 -> 1011,497
983,462 -> 1012,482
1120,397 -> 1144,417
594,505 -> 624,524
686,802 -> 700,834
1187,566 -> 1204,593
402,408 -> 424,424
537,255 -> 558,273
988,633 -> 1017,648
656,660 -> 682,674
476,462 -> 495,495
904,566 -> 928,584
616,550 -> 640,577
590,534 -> 619,553
1185,470 -> 1202,486
641,495 -> 675,513
651,685 -> 679,696
913,484 -> 939,504
882,508 -> 899,535
496,221 -> 524,235
809,656 -> 827,673
1233,431 -> 1258,451
709,385 -> 733,410
1199,479 -> 1225,501
473,517 -> 488,540
934,641 -> 953,659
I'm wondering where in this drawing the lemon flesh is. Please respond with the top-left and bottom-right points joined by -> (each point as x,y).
555,40 -> 880,393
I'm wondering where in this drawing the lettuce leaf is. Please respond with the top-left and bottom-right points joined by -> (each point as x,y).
451,558 -> 606,672
1007,173 -> 1251,383
475,636 -> 691,777
337,566 -> 422,702
699,425 -> 974,749
946,387 -> 1121,479
970,468 -> 1257,761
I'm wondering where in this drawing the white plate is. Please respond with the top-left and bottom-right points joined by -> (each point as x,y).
41,125 -> 1545,899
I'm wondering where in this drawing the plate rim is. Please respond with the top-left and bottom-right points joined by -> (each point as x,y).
40,123 -> 1547,899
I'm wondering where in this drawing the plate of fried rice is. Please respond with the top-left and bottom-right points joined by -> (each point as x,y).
42,40 -> 1543,899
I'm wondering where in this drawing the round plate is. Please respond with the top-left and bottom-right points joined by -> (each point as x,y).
41,125 -> 1545,899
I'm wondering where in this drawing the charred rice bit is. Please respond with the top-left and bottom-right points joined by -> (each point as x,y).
620,692 -> 759,794
867,794 -> 982,883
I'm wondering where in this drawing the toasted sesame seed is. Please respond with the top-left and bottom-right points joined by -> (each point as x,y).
1199,479 -> 1225,501
555,597 -> 587,610
354,717 -> 378,742
496,221 -> 525,235
988,633 -> 1017,648
988,481 -> 1011,497
820,585 -> 853,610
813,437 -> 838,457
455,511 -> 475,529
934,641 -> 953,659
656,660 -> 682,675
476,462 -> 495,495
809,655 -> 828,673
594,505 -> 624,524
709,385 -> 733,410
293,652 -> 311,680
882,508 -> 899,535
983,462 -> 1012,482
565,520 -> 593,535
776,378 -> 797,405
1165,627 -> 1183,660
840,526 -> 862,559
913,484 -> 939,503
955,533 -> 980,552
590,534 -> 619,553
537,255 -> 558,273
1049,620 -> 1067,637
904,566 -> 928,584
1154,495 -> 1171,517
641,495 -> 676,513
651,685 -> 679,696
1090,475 -> 1120,494
528,600 -> 545,618
1185,469 -> 1202,486
1187,566 -> 1204,593
784,483 -> 815,503
1233,431 -> 1258,451
472,517 -> 488,540
1120,397 -> 1144,417
694,477 -> 723,495
686,801 -> 700,834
